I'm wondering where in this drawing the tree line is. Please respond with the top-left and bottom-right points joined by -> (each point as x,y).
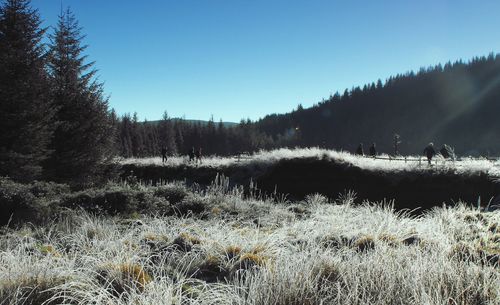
254,54 -> 500,156
0,0 -> 112,186
113,113 -> 276,158
117,54 -> 500,159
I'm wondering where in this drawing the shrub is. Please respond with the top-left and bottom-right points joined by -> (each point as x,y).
153,184 -> 188,204
61,186 -> 170,216
171,194 -> 207,216
0,177 -> 62,225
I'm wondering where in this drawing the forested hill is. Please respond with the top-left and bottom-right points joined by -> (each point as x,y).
255,54 -> 500,156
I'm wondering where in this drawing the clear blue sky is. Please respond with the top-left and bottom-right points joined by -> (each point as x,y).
31,0 -> 500,122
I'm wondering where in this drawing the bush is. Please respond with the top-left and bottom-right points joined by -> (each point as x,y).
0,177 -> 66,225
171,194 -> 207,216
61,185 -> 171,216
153,184 -> 189,204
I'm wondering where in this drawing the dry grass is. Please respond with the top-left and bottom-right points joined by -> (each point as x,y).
1,179 -> 500,304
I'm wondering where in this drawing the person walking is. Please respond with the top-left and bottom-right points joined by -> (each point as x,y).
188,147 -> 195,163
161,146 -> 168,163
355,143 -> 364,156
440,144 -> 454,159
369,143 -> 377,157
423,142 -> 436,165
196,147 -> 203,164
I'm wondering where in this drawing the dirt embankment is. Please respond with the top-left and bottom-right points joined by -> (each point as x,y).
121,158 -> 500,211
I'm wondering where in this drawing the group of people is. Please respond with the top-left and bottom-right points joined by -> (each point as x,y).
160,146 -> 203,164
423,142 -> 454,164
355,142 -> 455,165
355,143 -> 377,157
188,147 -> 203,164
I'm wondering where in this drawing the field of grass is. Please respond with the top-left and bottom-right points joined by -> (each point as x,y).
121,147 -> 500,177
2,175 -> 500,304
119,148 -> 500,213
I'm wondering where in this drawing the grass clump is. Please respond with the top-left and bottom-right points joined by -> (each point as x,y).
321,235 -> 353,249
235,253 -> 266,270
97,263 -> 152,296
37,244 -> 61,257
225,245 -> 242,260
0,275 -> 68,305
378,234 -> 400,247
353,235 -> 376,252
313,261 -> 342,290
171,233 -> 202,252
191,255 -> 228,283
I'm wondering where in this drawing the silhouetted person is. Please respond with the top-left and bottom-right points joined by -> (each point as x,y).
188,147 -> 195,162
196,147 -> 202,164
355,143 -> 364,156
423,142 -> 436,165
440,144 -> 453,159
161,146 -> 167,163
369,143 -> 377,157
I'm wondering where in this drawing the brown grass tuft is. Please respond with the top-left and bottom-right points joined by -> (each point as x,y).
353,235 -> 376,252
225,245 -> 242,259
97,263 -> 152,296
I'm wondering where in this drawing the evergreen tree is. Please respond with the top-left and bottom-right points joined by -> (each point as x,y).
0,0 -> 56,181
158,111 -> 177,155
45,8 -> 112,185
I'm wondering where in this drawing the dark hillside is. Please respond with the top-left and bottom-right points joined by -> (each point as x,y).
256,54 -> 500,156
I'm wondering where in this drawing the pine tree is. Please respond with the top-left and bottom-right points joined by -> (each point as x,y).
0,0 -> 56,181
158,111 -> 177,155
45,8 -> 112,186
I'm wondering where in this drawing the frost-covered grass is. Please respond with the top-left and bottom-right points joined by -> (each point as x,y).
2,180 -> 500,304
120,147 -> 500,177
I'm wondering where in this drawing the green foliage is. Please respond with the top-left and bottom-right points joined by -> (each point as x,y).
44,8 -> 114,187
171,194 -> 207,216
153,183 -> 189,204
60,184 -> 172,216
254,54 -> 500,156
0,0 -> 56,182
0,177 -> 67,225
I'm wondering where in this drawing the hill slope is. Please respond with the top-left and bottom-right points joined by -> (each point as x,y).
256,54 -> 500,156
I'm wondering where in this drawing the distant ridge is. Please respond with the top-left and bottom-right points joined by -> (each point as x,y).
145,118 -> 239,128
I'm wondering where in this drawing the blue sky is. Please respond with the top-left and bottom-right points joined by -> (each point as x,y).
31,0 -> 500,122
